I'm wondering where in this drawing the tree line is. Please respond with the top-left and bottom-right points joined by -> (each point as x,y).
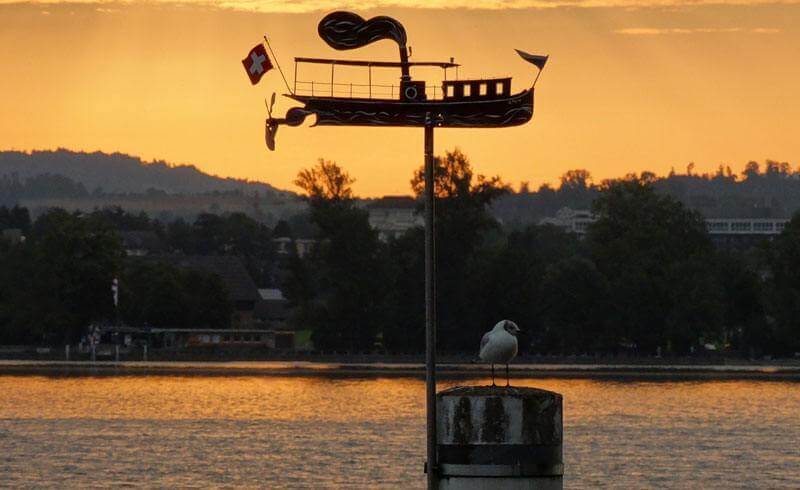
1,151 -> 800,357
494,159 -> 800,226
5,150 -> 800,229
0,208 -> 283,344
286,152 -> 800,357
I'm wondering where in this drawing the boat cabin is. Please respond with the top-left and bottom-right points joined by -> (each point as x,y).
442,78 -> 511,100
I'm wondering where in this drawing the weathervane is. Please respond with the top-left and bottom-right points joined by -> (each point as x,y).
242,11 -> 548,488
252,11 -> 547,149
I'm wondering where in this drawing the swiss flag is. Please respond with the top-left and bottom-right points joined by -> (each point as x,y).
242,43 -> 272,85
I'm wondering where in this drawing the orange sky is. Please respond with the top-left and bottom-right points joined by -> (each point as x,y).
1,1 -> 798,196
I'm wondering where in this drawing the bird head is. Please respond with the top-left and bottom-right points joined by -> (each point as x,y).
502,320 -> 521,336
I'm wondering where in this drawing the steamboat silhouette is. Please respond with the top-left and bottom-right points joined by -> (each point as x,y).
265,11 -> 548,150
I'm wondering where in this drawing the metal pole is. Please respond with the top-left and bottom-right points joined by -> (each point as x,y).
263,35 -> 292,94
424,114 -> 437,489
533,68 -> 543,88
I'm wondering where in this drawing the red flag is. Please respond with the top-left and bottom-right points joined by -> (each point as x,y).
242,44 -> 272,85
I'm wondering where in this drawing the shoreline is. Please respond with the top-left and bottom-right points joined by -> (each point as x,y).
1,360 -> 800,380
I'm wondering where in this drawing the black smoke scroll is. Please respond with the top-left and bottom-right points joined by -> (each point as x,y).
318,11 -> 408,51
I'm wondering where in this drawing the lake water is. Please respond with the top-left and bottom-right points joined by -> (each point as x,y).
1,372 -> 798,488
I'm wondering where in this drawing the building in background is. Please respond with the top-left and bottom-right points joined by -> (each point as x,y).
255,288 -> 289,329
540,207 -> 790,248
273,236 -> 315,258
366,195 -> 422,241
119,230 -> 164,256
538,208 -> 595,235
704,218 -> 789,249
152,328 -> 294,350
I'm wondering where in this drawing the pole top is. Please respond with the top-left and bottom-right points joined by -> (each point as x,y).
438,385 -> 561,399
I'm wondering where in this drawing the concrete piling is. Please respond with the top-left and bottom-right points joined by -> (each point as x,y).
435,386 -> 563,489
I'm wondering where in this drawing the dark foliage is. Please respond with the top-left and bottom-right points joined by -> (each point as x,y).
120,261 -> 232,329
0,208 -> 236,344
166,212 -> 276,286
763,212 -> 800,355
287,159 -> 390,352
3,153 -> 800,358
0,205 -> 31,232
285,154 -> 795,358
0,209 -> 124,344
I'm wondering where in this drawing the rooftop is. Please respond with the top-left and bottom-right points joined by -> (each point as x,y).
143,255 -> 259,303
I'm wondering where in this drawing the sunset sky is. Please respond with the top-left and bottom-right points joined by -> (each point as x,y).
1,0 -> 798,196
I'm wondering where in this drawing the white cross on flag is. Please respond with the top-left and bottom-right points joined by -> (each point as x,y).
242,43 -> 272,85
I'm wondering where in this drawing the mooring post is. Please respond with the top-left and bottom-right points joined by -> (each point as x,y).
143,344 -> 148,362
65,344 -> 70,361
436,386 -> 564,489
424,114 -> 438,489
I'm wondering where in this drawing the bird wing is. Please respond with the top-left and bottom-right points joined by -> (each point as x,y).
479,331 -> 492,357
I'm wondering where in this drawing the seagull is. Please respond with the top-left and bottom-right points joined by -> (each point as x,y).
479,320 -> 521,387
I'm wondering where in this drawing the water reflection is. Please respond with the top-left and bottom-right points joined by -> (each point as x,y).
1,375 -> 798,488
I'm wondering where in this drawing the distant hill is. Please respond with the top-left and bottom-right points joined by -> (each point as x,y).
493,161 -> 800,227
0,149 -> 295,198
0,149 -> 304,224
4,150 -> 798,229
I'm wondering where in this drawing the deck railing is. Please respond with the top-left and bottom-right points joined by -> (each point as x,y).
294,80 -> 443,100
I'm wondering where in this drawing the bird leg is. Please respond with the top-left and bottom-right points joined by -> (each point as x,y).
491,364 -> 496,386
506,363 -> 510,387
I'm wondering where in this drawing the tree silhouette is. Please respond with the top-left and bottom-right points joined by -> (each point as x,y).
294,158 -> 355,204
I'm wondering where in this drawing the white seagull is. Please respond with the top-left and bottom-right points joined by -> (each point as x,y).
479,320 -> 521,386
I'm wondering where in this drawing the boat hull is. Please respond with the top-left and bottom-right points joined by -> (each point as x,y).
287,89 -> 534,128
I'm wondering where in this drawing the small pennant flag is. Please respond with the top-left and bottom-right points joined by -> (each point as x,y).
242,43 -> 273,85
515,49 -> 549,70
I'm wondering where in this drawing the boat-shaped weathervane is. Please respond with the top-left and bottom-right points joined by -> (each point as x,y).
243,11 -> 548,150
